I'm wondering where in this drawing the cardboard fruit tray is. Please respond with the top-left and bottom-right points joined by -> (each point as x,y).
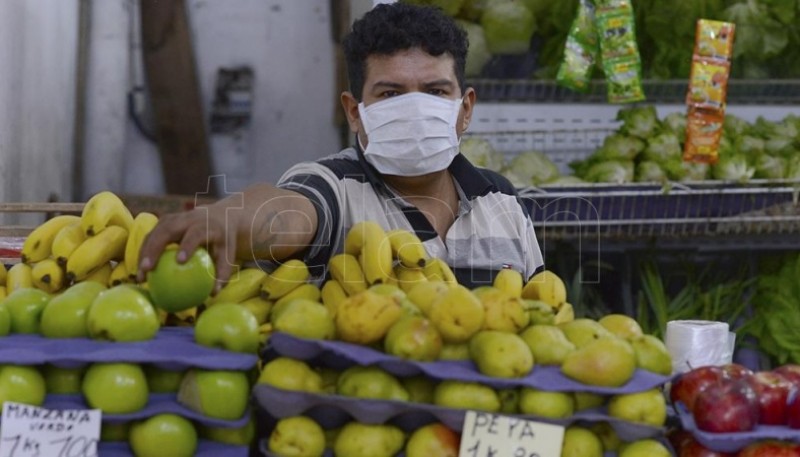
266,332 -> 671,394
101,440 -> 247,457
675,402 -> 800,453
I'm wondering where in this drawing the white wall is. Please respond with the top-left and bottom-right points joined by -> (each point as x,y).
0,0 -> 78,224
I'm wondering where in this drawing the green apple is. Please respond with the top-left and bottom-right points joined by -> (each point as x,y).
619,439 -> 671,457
405,422 -> 459,457
433,380 -> 501,412
0,365 -> 46,407
100,422 -> 130,442
82,363 -> 149,414
43,364 -> 85,394
144,364 -> 185,393
86,285 -> 160,342
199,413 -> 255,446
0,304 -> 11,336
607,389 -> 667,426
518,387 -> 574,418
336,366 -> 409,401
178,369 -> 250,420
2,288 -> 50,334
147,248 -> 215,313
561,426 -> 603,457
40,282 -> 106,338
268,416 -> 325,457
194,302 -> 260,353
333,422 -> 405,457
257,357 -> 322,393
129,413 -> 198,457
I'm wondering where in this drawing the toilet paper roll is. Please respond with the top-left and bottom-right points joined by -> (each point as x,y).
665,320 -> 734,375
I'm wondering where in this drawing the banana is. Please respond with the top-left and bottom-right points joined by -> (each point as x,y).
80,191 -> 134,237
328,253 -> 367,296
386,229 -> 429,268
66,226 -> 128,282
493,268 -> 524,298
82,262 -> 113,285
273,283 -> 322,310
345,221 -> 392,285
0,286 -> 6,301
108,262 -> 131,287
171,307 -> 198,326
0,263 -> 6,286
6,263 -> 33,294
20,215 -> 81,264
260,259 -> 309,300
123,212 -> 159,277
393,264 -> 428,293
31,259 -> 66,294
240,296 -> 273,325
51,222 -> 87,267
521,270 -> 567,308
206,267 -> 267,306
320,280 -> 348,318
423,258 -> 457,285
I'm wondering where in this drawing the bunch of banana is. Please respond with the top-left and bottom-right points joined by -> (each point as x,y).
260,259 -> 311,301
108,262 -> 131,287
6,263 -> 33,295
31,258 -> 66,294
20,215 -> 81,264
522,269 -> 574,325
80,191 -> 134,237
65,226 -> 128,282
344,221 -> 393,286
205,267 -> 272,325
123,212 -> 159,280
51,222 -> 87,267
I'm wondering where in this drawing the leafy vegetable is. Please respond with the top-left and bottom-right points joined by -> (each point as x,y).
711,154 -> 755,182
460,137 -> 506,172
617,105 -> 660,139
595,133 -> 646,161
502,150 -> 560,185
662,112 -> 687,138
642,131 -> 682,163
635,161 -> 667,183
583,160 -> 634,183
754,154 -> 786,180
481,0 -> 537,54
457,20 -> 492,77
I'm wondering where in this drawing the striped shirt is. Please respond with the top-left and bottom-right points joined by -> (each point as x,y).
276,147 -> 544,288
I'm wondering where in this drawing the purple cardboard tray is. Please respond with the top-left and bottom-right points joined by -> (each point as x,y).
676,402 -> 800,453
0,393 -> 251,429
252,383 -> 665,442
101,440 -> 248,457
0,327 -> 257,371
268,333 -> 671,394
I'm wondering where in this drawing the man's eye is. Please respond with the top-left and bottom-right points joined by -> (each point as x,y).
380,91 -> 400,98
428,89 -> 445,96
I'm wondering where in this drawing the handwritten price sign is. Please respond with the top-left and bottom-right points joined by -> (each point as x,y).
459,411 -> 565,457
0,402 -> 101,457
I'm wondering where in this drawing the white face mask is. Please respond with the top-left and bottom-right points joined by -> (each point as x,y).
358,92 -> 462,177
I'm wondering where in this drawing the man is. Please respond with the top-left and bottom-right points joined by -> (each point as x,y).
138,2 -> 543,290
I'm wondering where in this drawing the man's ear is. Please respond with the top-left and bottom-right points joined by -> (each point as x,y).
341,91 -> 361,134
458,87 -> 477,134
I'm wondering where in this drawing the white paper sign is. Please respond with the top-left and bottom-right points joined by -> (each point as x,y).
0,402 -> 101,457
459,411 -> 565,457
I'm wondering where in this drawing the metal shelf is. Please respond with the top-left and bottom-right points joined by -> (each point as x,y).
467,79 -> 800,105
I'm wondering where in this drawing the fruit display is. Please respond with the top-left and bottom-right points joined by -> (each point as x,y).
247,222 -> 678,456
0,191 -> 258,456
670,363 -> 800,454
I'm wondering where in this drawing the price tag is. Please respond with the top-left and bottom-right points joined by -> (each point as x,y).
459,410 -> 565,457
0,402 -> 101,457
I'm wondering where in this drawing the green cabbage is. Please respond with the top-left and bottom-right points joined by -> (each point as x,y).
712,154 -> 755,182
457,20 -> 492,77
662,112 -> 687,138
481,0 -> 536,54
642,132 -> 682,164
636,161 -> 668,183
754,154 -> 787,180
584,161 -> 634,184
617,106 -> 660,139
460,137 -> 506,172
595,133 -> 646,161
503,150 -> 560,186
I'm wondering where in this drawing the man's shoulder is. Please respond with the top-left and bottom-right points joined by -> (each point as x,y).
280,148 -> 366,182
475,168 -> 517,196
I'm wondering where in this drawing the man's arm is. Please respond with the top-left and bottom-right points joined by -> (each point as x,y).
137,182 -> 318,291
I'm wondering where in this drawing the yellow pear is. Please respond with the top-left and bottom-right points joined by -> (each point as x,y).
473,286 -> 530,333
335,290 -> 402,345
468,330 -> 534,378
630,334 -> 673,376
561,336 -> 637,387
559,318 -> 613,348
598,314 -> 643,340
406,281 -> 450,316
521,270 -> 566,307
519,324 -> 576,365
428,284 -> 484,343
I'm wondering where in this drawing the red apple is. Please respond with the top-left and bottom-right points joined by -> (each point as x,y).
667,429 -> 695,454
738,440 -> 800,457
679,438 -> 736,457
670,365 -> 725,412
719,363 -> 754,381
693,379 -> 759,433
787,387 -> 800,429
747,371 -> 794,425
774,365 -> 800,387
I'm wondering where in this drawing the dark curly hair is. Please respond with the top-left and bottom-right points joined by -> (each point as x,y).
342,2 -> 468,101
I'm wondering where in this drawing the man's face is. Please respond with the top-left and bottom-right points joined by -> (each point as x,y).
343,47 -> 475,147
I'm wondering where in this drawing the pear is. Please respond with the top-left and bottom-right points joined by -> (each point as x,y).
607,389 -> 667,426
561,426 -> 603,457
472,286 -> 530,332
498,388 -> 520,414
401,376 -> 437,404
406,281 -> 450,316
268,416 -> 325,457
518,388 -> 575,419
598,314 -> 643,340
271,298 -> 335,340
559,318 -> 612,348
335,290 -> 402,345
384,316 -> 442,361
428,284 -> 485,343
589,422 -> 622,452
257,357 -> 322,393
519,324 -> 576,365
561,336 -> 637,387
521,270 -> 567,307
433,380 -> 501,412
469,330 -> 534,378
438,342 -> 471,361
618,439 -> 671,457
333,422 -> 405,457
318,367 -> 339,394
573,391 -> 607,411
336,366 -> 409,401
554,302 -> 575,324
370,284 -> 423,317
524,299 -> 555,325
630,334 -> 673,375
